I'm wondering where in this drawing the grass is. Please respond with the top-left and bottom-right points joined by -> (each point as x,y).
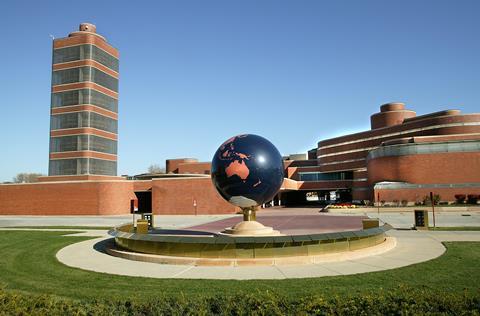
429,226 -> 480,231
0,231 -> 479,303
6,226 -> 113,230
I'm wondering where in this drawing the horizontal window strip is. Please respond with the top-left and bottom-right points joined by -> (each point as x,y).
53,44 -> 119,72
298,171 -> 353,181
318,146 -> 378,158
49,158 -> 117,176
374,182 -> 480,190
367,140 -> 480,160
52,66 -> 118,92
50,135 -> 117,155
318,158 -> 366,166
353,178 -> 368,182
352,187 -> 371,191
51,88 -> 118,112
318,122 -> 480,150
50,111 -> 117,133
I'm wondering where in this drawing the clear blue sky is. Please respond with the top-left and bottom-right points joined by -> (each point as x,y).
1,0 -> 479,181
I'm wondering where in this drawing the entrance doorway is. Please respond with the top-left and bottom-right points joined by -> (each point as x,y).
134,190 -> 152,213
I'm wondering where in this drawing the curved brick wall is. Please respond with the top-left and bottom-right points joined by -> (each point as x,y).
367,151 -> 480,185
370,103 -> 417,130
166,158 -> 198,173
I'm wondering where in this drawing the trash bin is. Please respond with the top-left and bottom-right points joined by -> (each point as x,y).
414,210 -> 429,230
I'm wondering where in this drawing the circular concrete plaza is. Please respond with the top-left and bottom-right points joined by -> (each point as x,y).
51,210 -> 480,280
2,208 -> 480,280
55,229 -> 480,280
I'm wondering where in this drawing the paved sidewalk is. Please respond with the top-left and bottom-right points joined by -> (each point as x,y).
1,209 -> 479,230
0,214 -> 237,229
54,230 -> 480,280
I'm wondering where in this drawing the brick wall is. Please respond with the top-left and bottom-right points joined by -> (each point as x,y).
151,177 -> 238,215
0,181 -> 134,215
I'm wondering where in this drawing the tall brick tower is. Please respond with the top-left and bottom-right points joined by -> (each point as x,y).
48,23 -> 119,179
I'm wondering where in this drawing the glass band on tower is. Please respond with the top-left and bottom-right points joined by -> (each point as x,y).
48,23 -> 119,177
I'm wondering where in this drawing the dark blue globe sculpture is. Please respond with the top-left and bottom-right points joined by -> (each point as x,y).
211,134 -> 284,209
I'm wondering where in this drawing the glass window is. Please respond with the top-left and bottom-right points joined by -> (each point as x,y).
90,68 -> 118,91
50,112 -> 89,130
50,135 -> 89,152
53,45 -> 91,64
51,112 -> 117,133
52,67 -> 117,92
53,44 -> 118,72
50,135 -> 116,154
51,89 -> 118,112
52,89 -> 86,107
89,89 -> 118,112
49,158 -> 88,175
89,135 -> 117,154
89,112 -> 117,133
92,45 -> 119,71
52,67 -> 90,85
299,171 -> 353,181
88,158 -> 116,175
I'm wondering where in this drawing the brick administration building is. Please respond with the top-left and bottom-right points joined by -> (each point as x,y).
0,24 -> 479,215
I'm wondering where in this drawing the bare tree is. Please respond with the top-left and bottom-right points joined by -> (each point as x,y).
12,173 -> 44,183
147,164 -> 165,174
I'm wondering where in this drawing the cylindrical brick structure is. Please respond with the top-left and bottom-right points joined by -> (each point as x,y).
166,158 -> 199,173
370,102 -> 416,130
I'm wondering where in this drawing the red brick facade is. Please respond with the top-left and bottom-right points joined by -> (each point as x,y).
151,178 -> 238,215
3,27 -> 480,216
0,181 -> 135,215
0,178 -> 238,215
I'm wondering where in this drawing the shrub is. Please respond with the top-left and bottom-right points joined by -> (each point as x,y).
0,288 -> 479,315
392,199 -> 399,206
455,194 -> 466,204
401,199 -> 408,206
362,200 -> 373,206
467,194 -> 479,204
423,194 -> 441,206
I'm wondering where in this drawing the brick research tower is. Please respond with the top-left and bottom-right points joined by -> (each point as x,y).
46,23 -> 120,180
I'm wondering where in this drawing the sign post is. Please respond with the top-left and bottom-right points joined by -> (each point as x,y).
430,191 -> 436,230
130,199 -> 137,229
377,192 -> 380,216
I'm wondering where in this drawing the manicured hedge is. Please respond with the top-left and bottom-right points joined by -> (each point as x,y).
1,288 -> 479,315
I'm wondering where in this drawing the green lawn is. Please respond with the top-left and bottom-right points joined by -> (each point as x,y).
429,226 -> 480,231
0,231 -> 479,303
7,226 -> 113,230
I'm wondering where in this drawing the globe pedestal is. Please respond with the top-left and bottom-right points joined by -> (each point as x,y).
221,207 -> 281,236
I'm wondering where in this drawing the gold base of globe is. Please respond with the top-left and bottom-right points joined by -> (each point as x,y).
221,220 -> 281,236
220,206 -> 281,236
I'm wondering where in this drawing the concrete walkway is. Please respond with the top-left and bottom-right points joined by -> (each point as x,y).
0,214 -> 237,229
1,209 -> 479,230
54,230 -> 480,280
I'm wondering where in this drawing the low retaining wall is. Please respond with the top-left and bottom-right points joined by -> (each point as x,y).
109,223 -> 392,260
